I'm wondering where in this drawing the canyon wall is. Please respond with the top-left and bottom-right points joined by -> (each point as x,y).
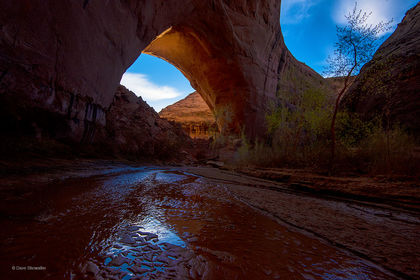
0,0 -> 324,148
343,3 -> 420,134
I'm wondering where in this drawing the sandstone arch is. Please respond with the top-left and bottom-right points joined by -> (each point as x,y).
143,26 -> 249,134
0,0 -> 323,142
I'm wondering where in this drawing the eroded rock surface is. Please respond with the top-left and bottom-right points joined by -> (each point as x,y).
159,92 -> 217,139
343,3 -> 420,134
103,85 -> 192,159
0,0 -> 324,145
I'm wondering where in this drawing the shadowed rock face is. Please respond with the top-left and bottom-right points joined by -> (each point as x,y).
103,86 -> 192,159
0,0 -> 322,145
343,3 -> 420,134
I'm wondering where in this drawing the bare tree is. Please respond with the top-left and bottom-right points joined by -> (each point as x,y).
325,2 -> 392,172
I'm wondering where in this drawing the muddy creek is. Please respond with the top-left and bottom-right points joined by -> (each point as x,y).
1,167 -> 394,279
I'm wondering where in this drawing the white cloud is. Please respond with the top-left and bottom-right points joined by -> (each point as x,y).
281,0 -> 317,24
333,0 -> 399,33
120,72 -> 182,101
282,0 -> 309,11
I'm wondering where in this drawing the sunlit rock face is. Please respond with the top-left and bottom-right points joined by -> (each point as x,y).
0,0 -> 323,143
343,3 -> 420,134
159,92 -> 217,139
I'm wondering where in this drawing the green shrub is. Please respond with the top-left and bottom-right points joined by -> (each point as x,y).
336,111 -> 376,147
235,86 -> 418,175
262,86 -> 333,167
358,125 -> 417,174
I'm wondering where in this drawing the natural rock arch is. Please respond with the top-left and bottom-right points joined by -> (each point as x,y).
143,26 -> 249,134
0,0 -> 323,141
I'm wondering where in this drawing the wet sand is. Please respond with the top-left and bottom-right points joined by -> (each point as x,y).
0,164 -> 417,279
183,166 -> 420,279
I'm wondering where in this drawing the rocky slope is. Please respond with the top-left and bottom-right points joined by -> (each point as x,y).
102,86 -> 192,159
0,0 -> 325,147
343,3 -> 420,134
0,84 -> 192,161
159,92 -> 216,139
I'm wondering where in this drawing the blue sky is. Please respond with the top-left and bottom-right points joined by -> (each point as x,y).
121,0 -> 418,112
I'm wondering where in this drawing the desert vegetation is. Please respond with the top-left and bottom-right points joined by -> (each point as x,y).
230,4 -> 418,176
234,85 -> 418,176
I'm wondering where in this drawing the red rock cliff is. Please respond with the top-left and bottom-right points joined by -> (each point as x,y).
0,0 -> 324,145
343,3 -> 420,134
159,92 -> 217,139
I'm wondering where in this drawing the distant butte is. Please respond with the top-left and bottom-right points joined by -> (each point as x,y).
159,92 -> 216,139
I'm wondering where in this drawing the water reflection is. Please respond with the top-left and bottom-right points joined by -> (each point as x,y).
0,168 -> 394,279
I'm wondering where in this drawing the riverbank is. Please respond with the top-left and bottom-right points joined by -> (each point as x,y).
236,167 -> 420,211
1,160 -> 419,278
183,166 -> 420,279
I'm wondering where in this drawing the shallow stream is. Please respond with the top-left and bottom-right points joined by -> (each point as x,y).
0,167 -> 393,279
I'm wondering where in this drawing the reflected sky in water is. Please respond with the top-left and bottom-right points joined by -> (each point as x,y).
0,168 -> 395,279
